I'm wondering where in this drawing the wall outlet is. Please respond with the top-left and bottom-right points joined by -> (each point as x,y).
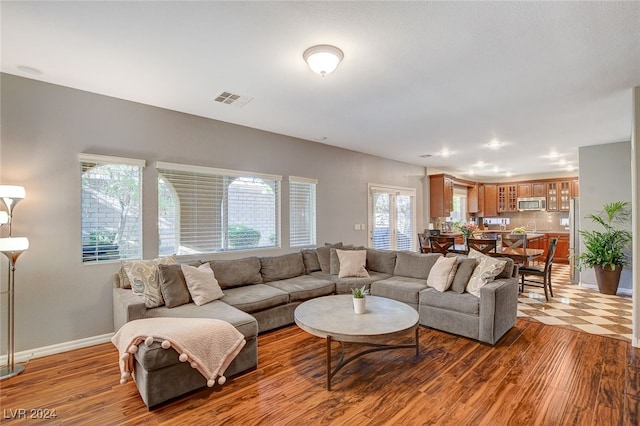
360,224 -> 366,230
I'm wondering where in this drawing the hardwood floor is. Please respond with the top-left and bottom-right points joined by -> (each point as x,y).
1,318 -> 639,425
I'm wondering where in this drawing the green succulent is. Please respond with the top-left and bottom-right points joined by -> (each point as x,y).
351,285 -> 370,299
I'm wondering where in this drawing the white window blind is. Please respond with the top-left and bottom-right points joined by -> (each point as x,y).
157,162 -> 281,255
289,177 -> 317,247
79,154 -> 145,262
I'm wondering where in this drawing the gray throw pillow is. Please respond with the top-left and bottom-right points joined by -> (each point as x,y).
451,258 -> 478,294
158,262 -> 201,308
366,249 -> 397,274
496,257 -> 515,279
393,252 -> 440,280
301,250 -> 321,273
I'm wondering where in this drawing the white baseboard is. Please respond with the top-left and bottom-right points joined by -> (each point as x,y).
1,333 -> 114,365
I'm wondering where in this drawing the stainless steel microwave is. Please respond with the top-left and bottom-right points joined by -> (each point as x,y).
517,197 -> 547,211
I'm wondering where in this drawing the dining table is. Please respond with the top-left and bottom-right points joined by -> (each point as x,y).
443,244 -> 545,262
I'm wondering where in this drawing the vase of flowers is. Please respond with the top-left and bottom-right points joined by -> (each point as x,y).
454,222 -> 479,240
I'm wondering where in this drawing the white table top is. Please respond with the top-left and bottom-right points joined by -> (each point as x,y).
294,295 -> 419,344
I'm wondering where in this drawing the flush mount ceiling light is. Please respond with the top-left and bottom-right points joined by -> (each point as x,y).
303,45 -> 344,76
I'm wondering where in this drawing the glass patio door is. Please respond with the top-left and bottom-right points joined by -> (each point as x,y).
369,185 -> 416,251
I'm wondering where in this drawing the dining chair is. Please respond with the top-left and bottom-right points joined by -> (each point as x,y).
417,233 -> 430,253
519,237 -> 558,301
429,236 -> 455,255
502,233 -> 527,249
466,238 -> 497,254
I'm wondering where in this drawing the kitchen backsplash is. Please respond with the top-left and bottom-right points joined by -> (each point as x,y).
484,211 -> 570,232
431,211 -> 570,233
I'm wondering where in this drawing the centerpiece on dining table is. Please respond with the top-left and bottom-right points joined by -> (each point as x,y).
454,222 -> 479,240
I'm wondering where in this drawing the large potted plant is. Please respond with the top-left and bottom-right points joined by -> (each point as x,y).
578,201 -> 632,295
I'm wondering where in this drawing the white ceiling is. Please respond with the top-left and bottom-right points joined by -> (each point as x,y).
2,1 -> 640,179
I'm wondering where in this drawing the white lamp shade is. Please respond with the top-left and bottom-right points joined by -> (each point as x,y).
0,211 -> 8,225
303,45 -> 344,76
0,237 -> 29,253
0,185 -> 26,200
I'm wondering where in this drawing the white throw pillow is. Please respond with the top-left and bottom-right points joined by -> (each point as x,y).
336,249 -> 370,278
181,263 -> 224,306
427,255 -> 458,292
465,249 -> 507,297
123,255 -> 176,308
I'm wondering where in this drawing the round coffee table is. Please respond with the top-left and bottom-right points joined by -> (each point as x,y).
294,294 -> 419,390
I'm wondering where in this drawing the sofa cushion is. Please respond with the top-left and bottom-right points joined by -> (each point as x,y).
143,300 -> 258,341
371,276 -> 429,305
366,249 -> 397,274
208,257 -> 263,289
301,250 -> 321,273
466,249 -> 507,297
123,256 -> 177,308
419,287 -> 480,316
451,258 -> 477,294
260,252 -> 305,282
158,263 -> 193,308
181,263 -> 224,306
309,270 -> 391,294
221,284 -> 289,314
337,249 -> 369,278
264,275 -> 335,302
427,256 -> 458,292
393,252 -> 440,280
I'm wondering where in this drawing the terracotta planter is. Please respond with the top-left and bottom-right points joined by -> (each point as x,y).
594,264 -> 623,295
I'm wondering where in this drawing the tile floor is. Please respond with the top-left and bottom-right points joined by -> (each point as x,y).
517,264 -> 634,342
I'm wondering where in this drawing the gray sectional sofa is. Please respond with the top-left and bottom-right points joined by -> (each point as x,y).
113,244 -> 519,408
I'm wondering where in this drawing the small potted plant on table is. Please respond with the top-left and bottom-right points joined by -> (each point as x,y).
351,285 -> 369,314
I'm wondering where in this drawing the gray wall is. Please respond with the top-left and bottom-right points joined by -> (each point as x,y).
0,74 -> 426,352
578,141 -> 633,291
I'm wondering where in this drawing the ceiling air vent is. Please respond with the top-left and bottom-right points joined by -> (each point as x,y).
213,91 -> 253,108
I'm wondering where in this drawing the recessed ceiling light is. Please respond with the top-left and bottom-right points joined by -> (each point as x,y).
548,151 -> 560,159
467,169 -> 475,175
493,166 -> 499,173
566,165 -> 575,172
440,149 -> 452,157
557,159 -> 567,166
487,139 -> 503,150
17,65 -> 42,76
475,161 -> 486,168
505,171 -> 512,177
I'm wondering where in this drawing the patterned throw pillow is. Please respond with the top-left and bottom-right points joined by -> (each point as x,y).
465,249 -> 507,298
123,256 -> 176,308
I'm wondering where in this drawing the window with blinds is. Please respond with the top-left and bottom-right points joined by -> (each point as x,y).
289,177 -> 317,247
80,154 -> 145,262
369,185 -> 416,251
157,162 -> 281,255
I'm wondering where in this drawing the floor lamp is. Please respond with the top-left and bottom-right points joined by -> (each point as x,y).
0,185 -> 27,380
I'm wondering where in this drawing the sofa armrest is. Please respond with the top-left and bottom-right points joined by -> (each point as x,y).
478,278 -> 518,345
113,287 -> 146,331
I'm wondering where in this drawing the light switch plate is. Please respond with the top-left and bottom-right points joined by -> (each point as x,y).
354,224 -> 361,231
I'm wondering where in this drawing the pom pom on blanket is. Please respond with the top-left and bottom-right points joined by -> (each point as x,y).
112,318 -> 246,389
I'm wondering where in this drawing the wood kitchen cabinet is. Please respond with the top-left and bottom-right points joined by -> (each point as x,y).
571,180 -> 579,197
559,181 -> 571,211
429,174 -> 454,217
547,233 -> 569,264
467,184 -> 479,213
517,183 -> 532,198
498,184 -> 517,212
483,184 -> 498,216
547,182 -> 558,211
532,182 -> 546,197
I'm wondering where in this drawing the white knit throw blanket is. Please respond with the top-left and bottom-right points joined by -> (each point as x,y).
112,317 -> 246,387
